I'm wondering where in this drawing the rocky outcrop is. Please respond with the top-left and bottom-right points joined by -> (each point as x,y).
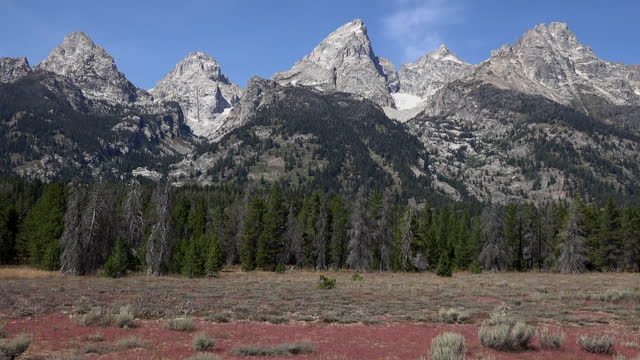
36,32 -> 150,104
0,57 -> 31,83
273,19 -> 395,107
398,45 -> 473,98
473,22 -> 640,110
150,51 -> 242,139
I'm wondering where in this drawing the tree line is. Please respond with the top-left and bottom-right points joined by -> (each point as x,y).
0,178 -> 638,276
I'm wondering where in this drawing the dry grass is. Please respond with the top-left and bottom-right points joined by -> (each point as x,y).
0,268 -> 639,330
0,266 -> 61,279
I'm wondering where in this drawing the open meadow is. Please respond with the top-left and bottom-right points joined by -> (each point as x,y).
1,267 -> 639,359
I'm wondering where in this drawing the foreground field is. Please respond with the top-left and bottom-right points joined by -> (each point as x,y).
1,268 -> 639,359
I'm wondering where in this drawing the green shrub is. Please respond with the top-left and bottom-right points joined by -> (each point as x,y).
193,332 -> 214,351
438,308 -> 470,324
0,334 -> 31,359
478,305 -> 534,351
469,261 -> 482,274
206,311 -> 231,323
165,317 -> 195,331
231,342 -> 314,356
351,273 -> 364,281
537,327 -> 565,349
275,263 -> 286,273
118,336 -> 144,349
577,334 -> 615,354
113,305 -> 134,328
429,332 -> 465,360
318,275 -> 336,289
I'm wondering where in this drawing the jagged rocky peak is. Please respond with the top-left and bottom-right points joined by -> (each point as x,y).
273,18 -> 395,107
475,22 -> 640,107
150,51 -> 242,139
36,31 -> 149,104
0,56 -> 31,83
398,44 -> 473,99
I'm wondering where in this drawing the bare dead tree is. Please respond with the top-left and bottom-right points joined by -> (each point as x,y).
146,183 -> 173,276
284,203 -> 303,265
557,206 -> 587,273
59,184 -> 85,275
347,189 -> 370,271
478,205 -> 509,271
122,183 -> 144,249
399,206 -> 414,271
60,183 -> 114,275
314,197 -> 329,270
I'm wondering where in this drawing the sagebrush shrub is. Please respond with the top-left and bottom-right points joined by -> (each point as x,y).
0,321 -> 6,339
351,273 -> 364,281
478,305 -> 534,351
0,333 -> 31,359
577,334 -> 615,354
438,308 -> 470,324
76,307 -> 110,327
537,327 -> 565,349
231,343 -> 314,356
206,311 -> 231,323
193,332 -> 214,351
166,317 -> 195,331
113,305 -> 134,328
118,336 -> 144,349
319,275 -> 336,289
429,332 -> 465,360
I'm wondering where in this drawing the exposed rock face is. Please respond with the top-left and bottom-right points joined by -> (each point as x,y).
150,51 -> 242,139
379,57 -> 400,93
36,32 -> 150,104
474,22 -> 640,110
273,19 -> 395,107
0,57 -> 31,83
398,45 -> 473,98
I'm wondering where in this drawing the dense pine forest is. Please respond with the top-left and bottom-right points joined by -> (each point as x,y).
0,177 -> 638,276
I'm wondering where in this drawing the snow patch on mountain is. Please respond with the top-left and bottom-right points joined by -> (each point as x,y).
391,92 -> 425,110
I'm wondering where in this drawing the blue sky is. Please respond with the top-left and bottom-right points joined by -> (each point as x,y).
2,0 -> 639,89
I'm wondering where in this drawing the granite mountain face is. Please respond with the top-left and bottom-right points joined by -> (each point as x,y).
1,20 -> 640,203
273,19 -> 397,108
150,51 -> 242,140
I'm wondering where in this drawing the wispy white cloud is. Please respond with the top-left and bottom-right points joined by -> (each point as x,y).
383,0 -> 465,61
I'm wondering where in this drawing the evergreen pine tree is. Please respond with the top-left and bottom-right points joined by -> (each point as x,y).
102,239 -> 128,278
257,187 -> 287,271
205,232 -> 224,275
621,206 -> 640,271
599,199 -> 623,270
0,199 -> 18,265
329,195 -> 349,269
15,183 -> 65,268
240,196 -> 265,271
436,242 -> 454,277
